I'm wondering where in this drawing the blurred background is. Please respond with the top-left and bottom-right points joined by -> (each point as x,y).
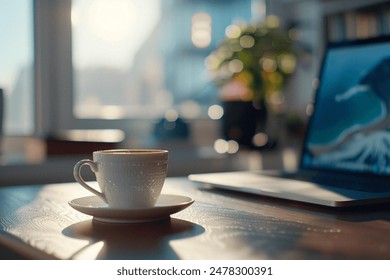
1,0 -> 390,185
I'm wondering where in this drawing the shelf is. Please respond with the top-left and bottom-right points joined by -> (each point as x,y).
325,1 -> 390,42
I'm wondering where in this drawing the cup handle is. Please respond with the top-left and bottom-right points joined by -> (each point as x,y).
73,159 -> 107,203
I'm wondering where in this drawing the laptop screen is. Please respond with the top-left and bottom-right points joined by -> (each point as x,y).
301,36 -> 390,175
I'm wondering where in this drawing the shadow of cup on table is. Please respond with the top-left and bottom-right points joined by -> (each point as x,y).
62,218 -> 204,259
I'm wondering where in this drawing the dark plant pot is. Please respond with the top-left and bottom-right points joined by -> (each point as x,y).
221,100 -> 268,147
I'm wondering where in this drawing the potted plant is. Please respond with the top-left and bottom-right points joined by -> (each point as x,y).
206,16 -> 297,148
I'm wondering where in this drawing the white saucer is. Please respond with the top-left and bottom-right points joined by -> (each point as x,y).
68,194 -> 194,223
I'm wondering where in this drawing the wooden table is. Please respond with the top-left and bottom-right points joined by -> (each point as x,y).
0,177 -> 389,260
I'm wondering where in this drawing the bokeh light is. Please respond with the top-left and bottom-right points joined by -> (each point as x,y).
239,35 -> 255,48
192,12 -> 212,48
208,104 -> 224,120
260,57 -> 277,73
214,139 -> 239,154
225,24 -> 241,39
252,132 -> 269,147
164,109 -> 179,122
228,59 -> 244,73
278,53 -> 296,74
266,15 -> 280,28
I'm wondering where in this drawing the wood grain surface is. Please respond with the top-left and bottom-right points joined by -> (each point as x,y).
0,178 -> 389,259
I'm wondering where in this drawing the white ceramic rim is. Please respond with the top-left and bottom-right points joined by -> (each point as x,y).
93,149 -> 168,156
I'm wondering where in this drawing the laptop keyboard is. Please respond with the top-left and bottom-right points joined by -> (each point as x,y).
277,171 -> 390,193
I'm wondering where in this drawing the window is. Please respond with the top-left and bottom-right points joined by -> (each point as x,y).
72,0 -> 165,119
70,0 -> 254,122
1,0 -> 258,137
0,0 -> 34,135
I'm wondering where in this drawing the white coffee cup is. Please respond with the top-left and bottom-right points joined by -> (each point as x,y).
73,149 -> 168,209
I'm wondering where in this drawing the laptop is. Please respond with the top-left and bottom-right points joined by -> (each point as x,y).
189,35 -> 390,207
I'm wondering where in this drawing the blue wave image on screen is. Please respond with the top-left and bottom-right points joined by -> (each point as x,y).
305,44 -> 390,174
